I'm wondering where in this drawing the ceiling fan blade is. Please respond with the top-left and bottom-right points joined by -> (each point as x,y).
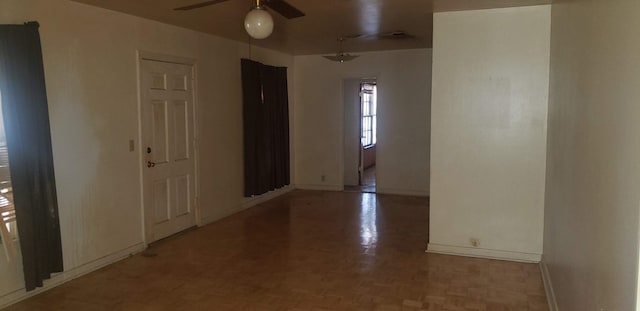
264,0 -> 305,19
323,54 -> 359,63
174,0 -> 231,11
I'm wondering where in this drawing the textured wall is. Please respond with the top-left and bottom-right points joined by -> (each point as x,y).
544,0 -> 640,309
429,6 -> 550,261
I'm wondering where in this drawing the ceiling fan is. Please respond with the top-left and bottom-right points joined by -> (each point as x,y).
322,31 -> 416,62
323,37 -> 360,63
174,0 -> 305,39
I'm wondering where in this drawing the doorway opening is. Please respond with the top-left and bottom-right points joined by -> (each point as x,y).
343,79 -> 377,193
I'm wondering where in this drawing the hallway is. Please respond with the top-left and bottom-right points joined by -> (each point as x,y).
345,166 -> 376,193
7,190 -> 547,310
361,166 -> 376,193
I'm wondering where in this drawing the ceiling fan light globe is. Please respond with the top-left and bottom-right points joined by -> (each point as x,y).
244,8 -> 274,39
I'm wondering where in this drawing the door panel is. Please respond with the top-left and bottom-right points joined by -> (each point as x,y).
173,100 -> 189,161
151,73 -> 167,90
175,174 -> 190,217
153,179 -> 170,223
141,59 -> 196,242
151,100 -> 169,164
171,74 -> 188,91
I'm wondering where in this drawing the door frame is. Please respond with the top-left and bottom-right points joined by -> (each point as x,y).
136,51 -> 200,244
358,83 -> 363,186
359,80 -> 377,187
340,75 -> 380,191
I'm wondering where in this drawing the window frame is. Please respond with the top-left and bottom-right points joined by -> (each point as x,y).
361,83 -> 377,149
0,93 -> 16,246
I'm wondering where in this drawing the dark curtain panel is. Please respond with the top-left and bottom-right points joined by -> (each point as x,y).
0,22 -> 63,291
270,66 -> 290,188
241,59 -> 290,197
241,59 -> 264,196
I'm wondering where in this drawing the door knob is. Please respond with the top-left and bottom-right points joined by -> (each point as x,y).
147,161 -> 156,168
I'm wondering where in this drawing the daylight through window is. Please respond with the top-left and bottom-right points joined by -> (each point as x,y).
361,83 -> 377,148
0,92 -> 17,249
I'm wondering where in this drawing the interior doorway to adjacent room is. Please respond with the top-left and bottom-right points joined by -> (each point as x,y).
343,78 -> 377,193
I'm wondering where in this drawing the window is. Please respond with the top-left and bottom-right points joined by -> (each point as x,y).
0,92 -> 16,247
0,22 -> 64,289
361,83 -> 377,148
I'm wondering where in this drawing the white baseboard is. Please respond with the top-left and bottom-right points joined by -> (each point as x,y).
200,206 -> 243,227
376,187 -> 429,197
540,257 -> 559,311
295,184 -> 343,191
200,186 -> 295,226
426,243 -> 541,263
0,242 -> 146,309
241,185 -> 294,209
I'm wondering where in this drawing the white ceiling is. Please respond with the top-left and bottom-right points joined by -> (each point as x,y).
70,0 -> 553,55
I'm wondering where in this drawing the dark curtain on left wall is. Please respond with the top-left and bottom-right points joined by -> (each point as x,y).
0,22 -> 63,291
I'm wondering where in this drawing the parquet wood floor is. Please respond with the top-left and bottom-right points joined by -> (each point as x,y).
6,190 -> 548,310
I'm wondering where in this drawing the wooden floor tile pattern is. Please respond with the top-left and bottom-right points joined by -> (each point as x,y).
6,190 -> 548,310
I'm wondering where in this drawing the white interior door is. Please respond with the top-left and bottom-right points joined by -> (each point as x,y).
343,78 -> 362,187
140,59 -> 196,243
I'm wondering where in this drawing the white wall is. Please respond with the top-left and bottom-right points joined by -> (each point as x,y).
544,0 -> 640,309
429,6 -> 550,262
0,0 -> 294,305
294,49 -> 432,196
